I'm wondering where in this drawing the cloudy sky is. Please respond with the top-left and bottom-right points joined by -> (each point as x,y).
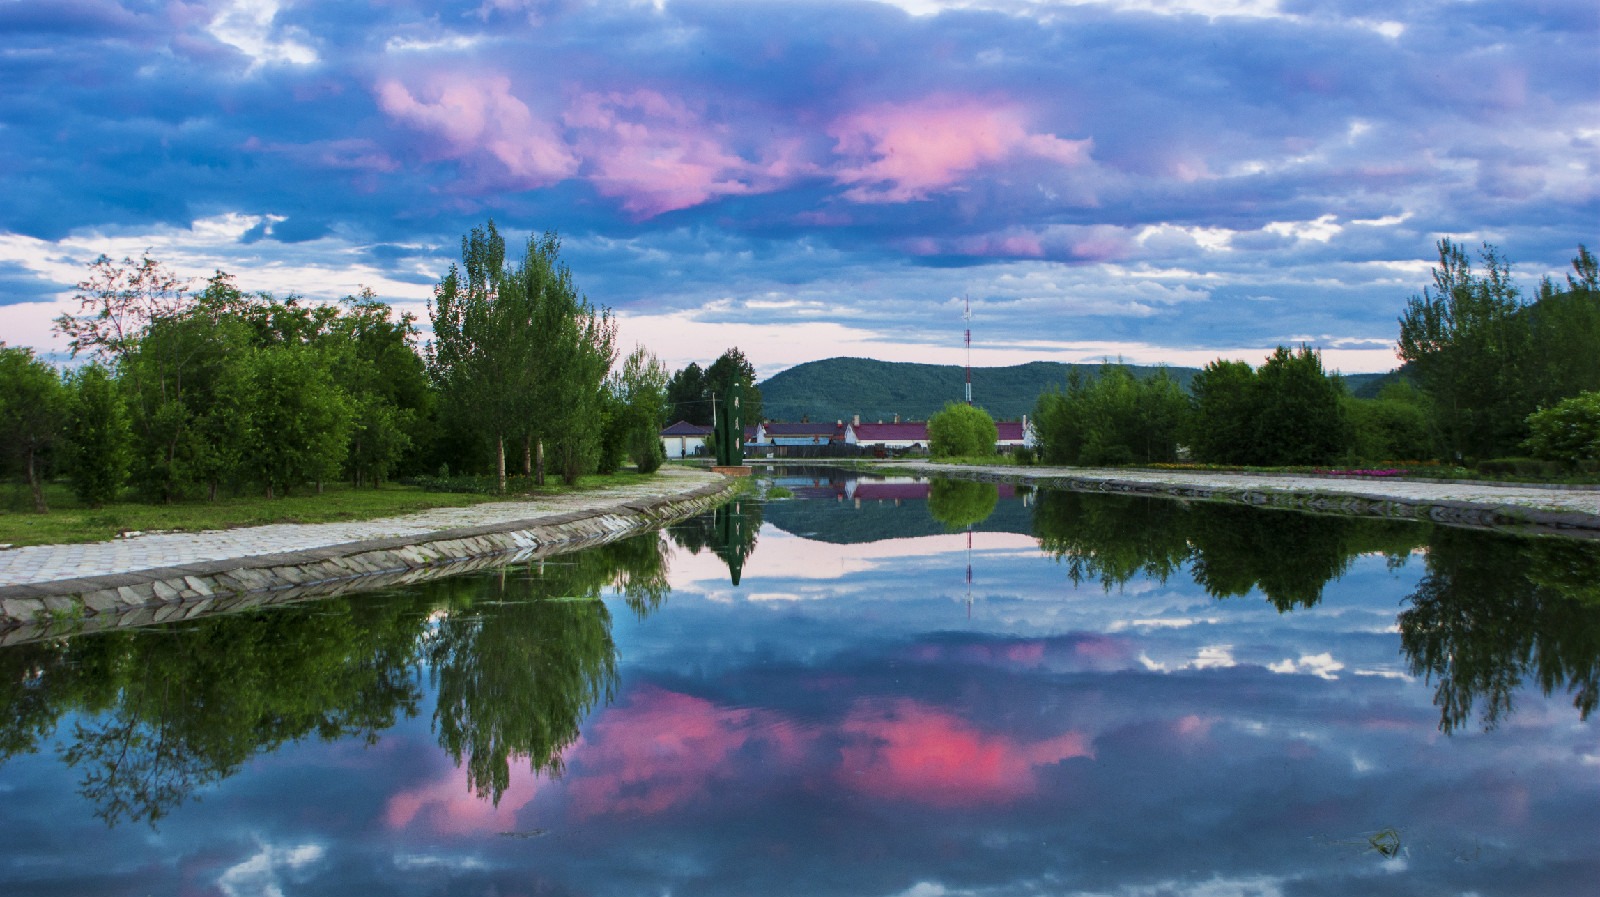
1,0 -> 1595,375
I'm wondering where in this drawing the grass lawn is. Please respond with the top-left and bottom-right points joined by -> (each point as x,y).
0,471 -> 662,548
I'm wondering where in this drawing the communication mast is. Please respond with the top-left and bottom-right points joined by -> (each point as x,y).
963,293 -> 972,406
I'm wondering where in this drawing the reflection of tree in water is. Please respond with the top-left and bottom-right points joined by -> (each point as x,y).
424,531 -> 672,803
0,596 -> 431,827
0,529 -> 677,825
1399,530 -> 1600,733
1187,504 -> 1419,611
1031,486 -> 1600,732
1033,491 -> 1192,589
1031,490 -> 1423,608
669,498 -> 763,585
927,479 -> 999,532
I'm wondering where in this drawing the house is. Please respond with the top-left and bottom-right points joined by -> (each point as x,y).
762,421 -> 846,446
997,415 -> 1036,450
660,420 -> 712,459
845,415 -> 929,451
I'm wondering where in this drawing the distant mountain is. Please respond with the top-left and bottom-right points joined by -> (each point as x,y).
758,357 -> 1200,422
758,356 -> 1400,422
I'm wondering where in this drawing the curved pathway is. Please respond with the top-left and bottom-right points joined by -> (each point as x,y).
882,461 -> 1600,532
0,467 -> 725,589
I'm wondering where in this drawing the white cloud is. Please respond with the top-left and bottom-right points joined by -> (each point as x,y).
208,0 -> 319,68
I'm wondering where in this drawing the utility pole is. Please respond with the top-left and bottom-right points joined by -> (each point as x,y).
964,293 -> 972,406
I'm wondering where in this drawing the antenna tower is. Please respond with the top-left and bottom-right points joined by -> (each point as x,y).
963,293 -> 972,406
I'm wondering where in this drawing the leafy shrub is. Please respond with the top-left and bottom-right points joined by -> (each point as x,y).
1524,391 -> 1600,465
928,403 -> 998,458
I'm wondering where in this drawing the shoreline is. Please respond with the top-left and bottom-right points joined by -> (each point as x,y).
874,460 -> 1600,537
0,468 -> 735,640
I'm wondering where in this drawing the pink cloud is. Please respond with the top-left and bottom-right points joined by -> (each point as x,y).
829,96 -> 1090,202
375,74 -> 578,185
837,698 -> 1091,806
563,90 -> 812,218
564,685 -> 807,817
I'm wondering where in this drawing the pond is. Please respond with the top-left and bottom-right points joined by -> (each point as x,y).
1,468 -> 1597,896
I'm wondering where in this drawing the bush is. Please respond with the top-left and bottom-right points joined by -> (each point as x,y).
1013,446 -> 1035,465
1524,391 -> 1600,465
928,402 -> 998,458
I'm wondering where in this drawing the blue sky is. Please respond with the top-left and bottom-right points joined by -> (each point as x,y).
1,0 -> 1595,374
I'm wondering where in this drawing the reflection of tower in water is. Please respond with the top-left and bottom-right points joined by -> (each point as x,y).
966,524 -> 974,618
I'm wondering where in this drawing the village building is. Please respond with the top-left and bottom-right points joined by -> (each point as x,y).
761,421 -> 846,447
844,415 -> 929,451
660,421 -> 762,459
660,420 -> 713,459
997,416 -> 1036,450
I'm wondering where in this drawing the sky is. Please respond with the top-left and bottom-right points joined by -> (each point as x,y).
1,0 -> 1596,376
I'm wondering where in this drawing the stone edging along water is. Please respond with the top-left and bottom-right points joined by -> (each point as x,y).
889,465 -> 1600,538
0,479 -> 738,644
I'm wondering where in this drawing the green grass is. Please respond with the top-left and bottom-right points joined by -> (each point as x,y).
0,471 -> 663,548
925,454 -> 1017,466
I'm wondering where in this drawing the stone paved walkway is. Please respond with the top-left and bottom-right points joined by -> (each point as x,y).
0,467 -> 724,588
884,461 -> 1600,518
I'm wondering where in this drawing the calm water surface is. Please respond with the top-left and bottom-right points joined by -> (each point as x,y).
2,468 -> 1598,896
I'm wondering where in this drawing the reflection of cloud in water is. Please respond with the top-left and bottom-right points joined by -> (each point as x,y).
217,841 -> 325,897
385,748 -> 548,835
566,685 -> 807,818
838,698 -> 1091,806
669,527 -> 1043,588
1269,653 -> 1345,680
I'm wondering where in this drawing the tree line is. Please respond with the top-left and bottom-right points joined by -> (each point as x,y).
0,221 -> 685,511
1029,242 -> 1600,470
664,348 -> 763,427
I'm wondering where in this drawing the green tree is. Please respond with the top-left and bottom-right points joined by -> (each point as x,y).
1187,360 -> 1256,464
63,363 -> 131,508
0,344 -> 66,512
705,348 -> 763,424
606,346 -> 670,474
928,402 -> 998,457
1033,363 -> 1190,465
1520,247 -> 1600,425
1341,380 -> 1435,463
1398,240 -> 1529,459
428,221 -> 522,492
666,362 -> 710,425
328,291 -> 430,486
228,346 -> 353,498
1251,345 -> 1347,466
496,230 -> 616,486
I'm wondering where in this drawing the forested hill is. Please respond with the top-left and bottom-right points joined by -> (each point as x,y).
759,357 -> 1391,422
758,358 -> 1194,422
